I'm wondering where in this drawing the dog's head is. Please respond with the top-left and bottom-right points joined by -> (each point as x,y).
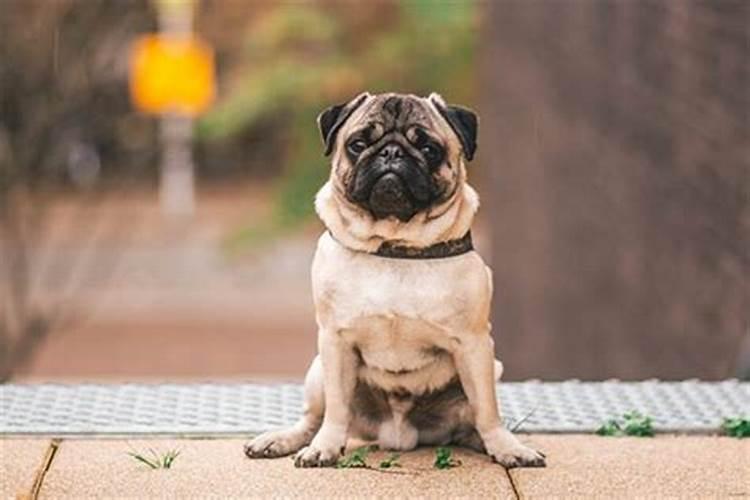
318,92 -> 478,222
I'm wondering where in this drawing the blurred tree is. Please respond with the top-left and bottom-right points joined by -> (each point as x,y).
483,0 -> 748,380
196,0 -> 478,250
0,0 -> 156,379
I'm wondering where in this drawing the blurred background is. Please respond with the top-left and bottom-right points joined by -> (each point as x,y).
0,0 -> 747,382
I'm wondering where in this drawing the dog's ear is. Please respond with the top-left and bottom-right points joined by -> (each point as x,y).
317,92 -> 370,156
429,93 -> 478,161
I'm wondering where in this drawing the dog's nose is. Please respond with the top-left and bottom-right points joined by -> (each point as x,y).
378,143 -> 404,162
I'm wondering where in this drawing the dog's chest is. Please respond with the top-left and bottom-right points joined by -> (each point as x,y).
311,232 -> 492,391
313,233 -> 487,334
347,314 -> 458,394
348,314 -> 442,369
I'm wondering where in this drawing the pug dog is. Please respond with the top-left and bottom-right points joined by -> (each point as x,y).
245,92 -> 545,469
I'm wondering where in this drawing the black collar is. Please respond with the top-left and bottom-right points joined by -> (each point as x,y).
329,230 -> 474,259
375,231 -> 474,259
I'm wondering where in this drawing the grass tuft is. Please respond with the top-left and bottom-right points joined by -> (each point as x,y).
336,445 -> 375,469
379,453 -> 401,469
721,417 -> 750,438
127,448 -> 181,469
433,446 -> 461,469
596,411 -> 654,437
507,407 -> 538,433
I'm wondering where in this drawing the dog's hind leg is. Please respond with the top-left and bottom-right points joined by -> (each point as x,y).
453,426 -> 486,453
244,356 -> 324,458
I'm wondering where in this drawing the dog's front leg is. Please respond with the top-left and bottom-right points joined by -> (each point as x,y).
453,334 -> 546,468
294,328 -> 356,467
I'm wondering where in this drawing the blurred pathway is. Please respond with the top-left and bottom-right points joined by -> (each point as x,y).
17,185 -> 318,380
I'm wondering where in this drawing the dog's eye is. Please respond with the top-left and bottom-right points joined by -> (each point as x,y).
347,140 -> 367,155
420,144 -> 440,161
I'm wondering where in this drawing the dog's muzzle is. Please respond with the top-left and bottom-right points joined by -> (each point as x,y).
369,172 -> 413,220
350,143 -> 432,221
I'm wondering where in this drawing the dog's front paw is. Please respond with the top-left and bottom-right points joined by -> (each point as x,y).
483,428 -> 546,468
294,444 -> 342,468
489,443 -> 546,468
245,429 -> 305,459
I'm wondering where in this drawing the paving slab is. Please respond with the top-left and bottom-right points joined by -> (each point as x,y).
511,435 -> 750,499
0,439 -> 53,499
40,439 -> 516,499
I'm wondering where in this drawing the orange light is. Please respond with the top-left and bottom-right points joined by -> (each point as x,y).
129,34 -> 215,116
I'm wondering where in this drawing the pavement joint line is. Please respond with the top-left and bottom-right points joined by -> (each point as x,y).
28,438 -> 61,500
505,468 -> 523,500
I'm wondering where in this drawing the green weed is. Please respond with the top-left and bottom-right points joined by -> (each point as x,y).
596,411 -> 654,437
127,448 -> 181,469
336,445 -> 375,469
434,446 -> 461,469
721,417 -> 750,438
379,453 -> 401,469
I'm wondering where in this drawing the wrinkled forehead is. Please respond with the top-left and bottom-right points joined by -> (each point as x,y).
362,95 -> 435,127
344,94 -> 450,139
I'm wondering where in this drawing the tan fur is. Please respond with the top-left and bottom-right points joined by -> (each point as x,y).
316,92 -> 476,253
245,93 -> 545,469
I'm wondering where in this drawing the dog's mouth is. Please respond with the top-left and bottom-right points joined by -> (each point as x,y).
367,172 -> 417,221
349,157 -> 433,222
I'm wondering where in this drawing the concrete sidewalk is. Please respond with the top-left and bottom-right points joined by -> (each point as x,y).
2,436 -> 748,499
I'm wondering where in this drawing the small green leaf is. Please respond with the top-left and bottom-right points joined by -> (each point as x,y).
596,420 -> 622,436
379,453 -> 401,469
127,452 -> 159,469
621,412 -> 654,437
596,411 -> 654,437
127,448 -> 180,469
722,418 -> 750,438
162,450 -> 181,469
434,447 -> 461,469
336,445 -> 374,469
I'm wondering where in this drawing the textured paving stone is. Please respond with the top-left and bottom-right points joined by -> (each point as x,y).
40,439 -> 515,499
0,439 -> 53,499
510,435 -> 750,499
33,435 -> 750,498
